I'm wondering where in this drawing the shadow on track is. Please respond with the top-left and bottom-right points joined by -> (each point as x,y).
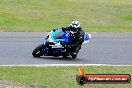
32,56 -> 83,62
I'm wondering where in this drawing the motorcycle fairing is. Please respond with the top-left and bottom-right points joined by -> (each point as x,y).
50,28 -> 71,43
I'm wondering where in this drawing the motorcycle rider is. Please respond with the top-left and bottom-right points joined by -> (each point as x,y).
61,21 -> 85,57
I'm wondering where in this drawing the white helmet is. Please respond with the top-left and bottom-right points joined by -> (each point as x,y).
69,21 -> 80,29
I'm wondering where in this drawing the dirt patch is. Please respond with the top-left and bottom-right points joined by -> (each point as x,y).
0,80 -> 47,88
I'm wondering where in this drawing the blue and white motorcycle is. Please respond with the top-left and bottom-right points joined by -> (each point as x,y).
32,28 -> 91,59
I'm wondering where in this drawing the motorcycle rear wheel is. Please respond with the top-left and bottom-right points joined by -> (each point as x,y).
71,53 -> 77,59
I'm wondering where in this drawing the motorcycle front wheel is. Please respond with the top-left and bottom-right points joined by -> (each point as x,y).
32,44 -> 45,57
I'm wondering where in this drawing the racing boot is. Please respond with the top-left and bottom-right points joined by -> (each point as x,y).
71,45 -> 81,59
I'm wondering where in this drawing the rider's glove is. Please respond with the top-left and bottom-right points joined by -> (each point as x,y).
62,27 -> 65,31
53,29 -> 56,32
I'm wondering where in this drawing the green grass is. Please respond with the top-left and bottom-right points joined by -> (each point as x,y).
0,0 -> 131,32
0,66 -> 132,88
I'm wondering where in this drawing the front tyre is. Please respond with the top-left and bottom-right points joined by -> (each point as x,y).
32,44 -> 44,57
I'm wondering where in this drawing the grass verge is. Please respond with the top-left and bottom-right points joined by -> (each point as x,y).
0,66 -> 131,88
0,0 -> 131,32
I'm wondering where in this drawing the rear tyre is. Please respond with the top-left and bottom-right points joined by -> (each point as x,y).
32,44 -> 44,57
71,53 -> 77,59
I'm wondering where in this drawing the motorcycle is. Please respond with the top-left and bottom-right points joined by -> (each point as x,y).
32,28 -> 91,59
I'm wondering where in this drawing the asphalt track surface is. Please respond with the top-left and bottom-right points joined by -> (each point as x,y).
0,32 -> 132,65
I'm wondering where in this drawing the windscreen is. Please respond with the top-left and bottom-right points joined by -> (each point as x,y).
54,31 -> 66,39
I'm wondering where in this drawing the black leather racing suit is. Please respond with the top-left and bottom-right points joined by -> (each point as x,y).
62,26 -> 85,54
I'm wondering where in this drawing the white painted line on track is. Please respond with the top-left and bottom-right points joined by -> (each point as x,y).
0,64 -> 132,67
